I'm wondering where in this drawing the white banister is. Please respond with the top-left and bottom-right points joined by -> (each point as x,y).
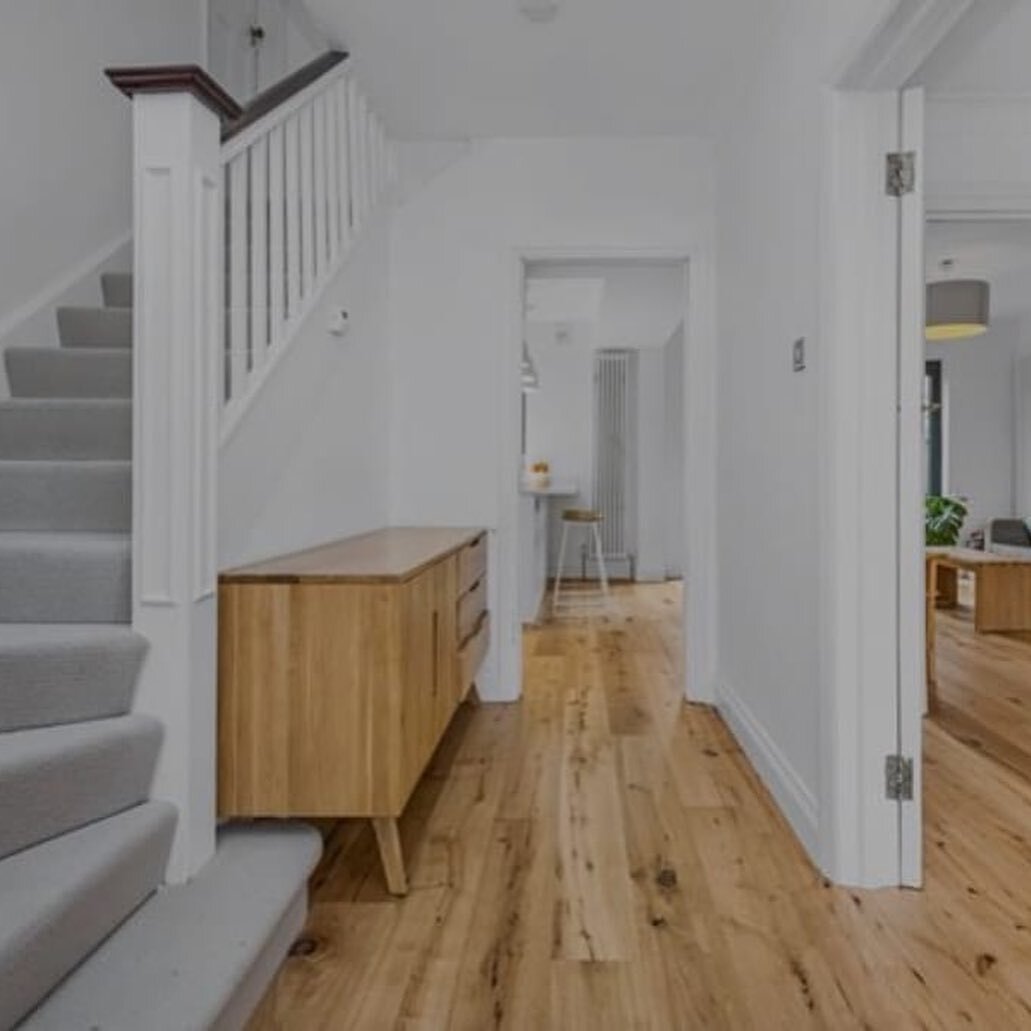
218,58 -> 396,440
107,67 -> 234,883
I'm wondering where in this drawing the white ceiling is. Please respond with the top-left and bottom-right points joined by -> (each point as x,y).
525,260 -> 684,350
304,0 -> 773,139
913,0 -> 1031,94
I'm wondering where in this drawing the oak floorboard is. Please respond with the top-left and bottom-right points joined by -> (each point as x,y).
251,582 -> 1031,1029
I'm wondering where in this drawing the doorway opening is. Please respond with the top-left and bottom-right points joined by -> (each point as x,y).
516,257 -> 689,672
922,218 -> 1031,778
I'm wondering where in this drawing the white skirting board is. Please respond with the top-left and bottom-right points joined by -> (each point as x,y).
718,680 -> 820,862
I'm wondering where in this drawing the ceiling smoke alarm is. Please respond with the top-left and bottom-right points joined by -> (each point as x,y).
519,0 -> 560,23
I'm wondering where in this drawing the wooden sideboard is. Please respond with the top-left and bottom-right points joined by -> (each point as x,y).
217,527 -> 490,894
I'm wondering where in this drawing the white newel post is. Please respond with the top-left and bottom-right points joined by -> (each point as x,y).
107,69 -> 242,883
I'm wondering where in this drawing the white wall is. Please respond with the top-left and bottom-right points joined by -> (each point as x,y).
208,0 -> 324,102
928,320 -> 1020,532
0,1 -> 204,341
388,137 -> 715,701
713,0 -> 893,860
663,324 -> 686,578
220,211 -> 393,568
925,96 -> 1031,214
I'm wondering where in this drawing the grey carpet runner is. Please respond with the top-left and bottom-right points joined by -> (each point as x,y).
0,273 -> 320,1029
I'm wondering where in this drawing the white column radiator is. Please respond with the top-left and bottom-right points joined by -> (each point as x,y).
593,350 -> 636,573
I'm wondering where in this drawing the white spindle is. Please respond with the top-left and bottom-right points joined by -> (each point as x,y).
300,103 -> 315,296
285,113 -> 301,320
359,95 -> 372,220
228,153 -> 249,400
325,85 -> 340,264
347,80 -> 362,234
249,135 -> 268,372
336,78 -> 352,249
268,123 -> 285,349
313,93 -> 328,277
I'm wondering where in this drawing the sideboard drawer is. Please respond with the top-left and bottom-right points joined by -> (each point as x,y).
457,575 -> 487,646
458,611 -> 490,692
458,532 -> 487,595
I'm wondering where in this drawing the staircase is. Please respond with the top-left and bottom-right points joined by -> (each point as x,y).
0,276 -> 320,1030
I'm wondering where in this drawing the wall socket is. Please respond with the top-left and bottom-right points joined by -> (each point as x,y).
792,337 -> 806,372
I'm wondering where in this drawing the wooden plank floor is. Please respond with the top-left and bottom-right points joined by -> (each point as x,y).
932,578 -> 1031,783
250,582 -> 1031,1029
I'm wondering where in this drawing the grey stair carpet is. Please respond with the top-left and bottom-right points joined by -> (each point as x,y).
0,269 -> 318,1031
0,713 -> 162,859
101,272 -> 133,309
0,460 -> 130,532
0,800 -> 176,1030
5,346 -> 131,399
0,532 -> 130,623
22,822 -> 321,1031
0,399 -> 131,460
56,306 -> 132,349
0,624 -> 144,731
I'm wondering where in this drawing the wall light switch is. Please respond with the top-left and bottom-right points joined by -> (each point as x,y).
792,337 -> 806,373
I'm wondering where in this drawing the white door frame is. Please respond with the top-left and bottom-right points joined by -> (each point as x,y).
498,243 -> 719,708
820,0 -> 975,887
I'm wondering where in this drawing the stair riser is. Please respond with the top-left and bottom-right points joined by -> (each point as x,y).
0,803 -> 176,1030
0,541 -> 130,623
0,716 -> 163,859
0,404 -> 131,460
101,273 -> 133,309
0,629 -> 145,731
56,307 -> 132,349
5,349 -> 131,400
0,463 -> 130,532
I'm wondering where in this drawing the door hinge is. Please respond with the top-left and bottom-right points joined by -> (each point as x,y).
886,152 -> 916,197
885,754 -> 914,801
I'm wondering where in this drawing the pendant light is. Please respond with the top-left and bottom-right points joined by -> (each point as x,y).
926,275 -> 990,342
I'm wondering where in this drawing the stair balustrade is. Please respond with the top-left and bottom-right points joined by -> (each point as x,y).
106,53 -> 394,881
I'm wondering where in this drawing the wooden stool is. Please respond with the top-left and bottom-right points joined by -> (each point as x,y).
553,509 -> 611,615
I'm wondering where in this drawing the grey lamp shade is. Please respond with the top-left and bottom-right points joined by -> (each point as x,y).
926,279 -> 990,341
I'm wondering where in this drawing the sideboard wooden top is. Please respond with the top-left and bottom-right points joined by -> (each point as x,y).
220,527 -> 485,585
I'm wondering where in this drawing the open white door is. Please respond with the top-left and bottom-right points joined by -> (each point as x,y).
897,86 -> 925,887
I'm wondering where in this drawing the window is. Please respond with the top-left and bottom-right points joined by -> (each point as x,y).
924,359 -> 943,497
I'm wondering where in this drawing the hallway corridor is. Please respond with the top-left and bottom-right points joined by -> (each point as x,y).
251,583 -> 1031,1029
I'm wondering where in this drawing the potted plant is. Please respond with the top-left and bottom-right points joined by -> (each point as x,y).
925,495 -> 968,547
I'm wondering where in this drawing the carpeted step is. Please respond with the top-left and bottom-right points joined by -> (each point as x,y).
101,272 -> 133,309
0,532 -> 130,623
5,346 -> 131,399
0,624 -> 145,731
22,822 -> 321,1031
0,400 -> 131,460
0,713 -> 162,860
56,306 -> 132,349
0,801 -> 176,1030
0,460 -> 131,532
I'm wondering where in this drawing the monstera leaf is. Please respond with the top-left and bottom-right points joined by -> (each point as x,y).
925,495 -> 967,547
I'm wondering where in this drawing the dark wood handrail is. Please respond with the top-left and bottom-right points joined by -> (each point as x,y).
107,50 -> 348,142
106,65 -> 243,120
221,50 -> 347,142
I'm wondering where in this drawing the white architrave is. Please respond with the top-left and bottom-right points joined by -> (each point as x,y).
130,89 -> 222,883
